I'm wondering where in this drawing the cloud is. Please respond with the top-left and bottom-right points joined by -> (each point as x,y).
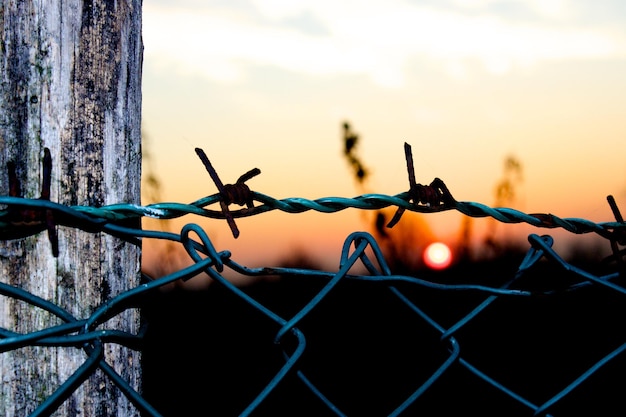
143,1 -> 626,87
452,0 -> 572,20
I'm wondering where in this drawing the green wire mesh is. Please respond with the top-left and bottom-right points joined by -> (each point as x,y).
1,185 -> 625,415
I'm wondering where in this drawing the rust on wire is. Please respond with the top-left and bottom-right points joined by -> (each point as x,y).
222,168 -> 261,208
3,147 -> 58,256
387,142 -> 456,228
607,195 -> 624,224
195,147 -> 260,238
606,195 -> 625,271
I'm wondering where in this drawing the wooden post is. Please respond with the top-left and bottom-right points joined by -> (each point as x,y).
0,1 -> 142,416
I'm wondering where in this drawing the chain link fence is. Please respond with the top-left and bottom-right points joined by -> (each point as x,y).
1,147 -> 625,416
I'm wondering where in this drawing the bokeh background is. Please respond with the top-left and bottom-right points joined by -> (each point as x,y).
138,3 -> 626,414
140,0 -> 626,282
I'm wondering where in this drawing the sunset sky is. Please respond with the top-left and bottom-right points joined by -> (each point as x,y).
140,0 -> 626,278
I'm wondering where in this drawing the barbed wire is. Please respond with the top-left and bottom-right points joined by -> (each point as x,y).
1,189 -> 625,415
2,191 -> 625,250
2,143 -> 624,251
1,145 -> 626,415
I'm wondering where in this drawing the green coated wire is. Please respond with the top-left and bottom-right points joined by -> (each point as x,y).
1,192 -> 626,416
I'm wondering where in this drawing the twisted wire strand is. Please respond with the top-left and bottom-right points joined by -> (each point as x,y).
2,192 -> 625,244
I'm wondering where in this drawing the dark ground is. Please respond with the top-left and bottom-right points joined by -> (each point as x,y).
141,252 -> 626,416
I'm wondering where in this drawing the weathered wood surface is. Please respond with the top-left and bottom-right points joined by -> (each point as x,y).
0,1 -> 143,415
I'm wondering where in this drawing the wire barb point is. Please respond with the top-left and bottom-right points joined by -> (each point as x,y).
387,142 -> 456,228
605,195 -> 626,271
195,147 -> 261,238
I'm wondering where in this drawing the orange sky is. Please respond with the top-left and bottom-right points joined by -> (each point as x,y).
140,1 -> 626,279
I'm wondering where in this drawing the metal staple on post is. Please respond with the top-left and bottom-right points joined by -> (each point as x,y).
3,147 -> 58,256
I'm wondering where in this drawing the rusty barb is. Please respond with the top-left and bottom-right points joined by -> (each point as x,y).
386,142 -> 456,228
195,147 -> 261,239
606,195 -> 626,270
3,148 -> 58,256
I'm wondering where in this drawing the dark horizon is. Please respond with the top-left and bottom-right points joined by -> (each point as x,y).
141,225 -> 625,416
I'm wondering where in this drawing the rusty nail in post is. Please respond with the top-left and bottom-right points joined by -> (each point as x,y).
5,147 -> 58,256
41,148 -> 58,256
195,148 -> 240,238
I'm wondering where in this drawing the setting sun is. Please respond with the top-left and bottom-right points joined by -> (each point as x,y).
423,242 -> 453,270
